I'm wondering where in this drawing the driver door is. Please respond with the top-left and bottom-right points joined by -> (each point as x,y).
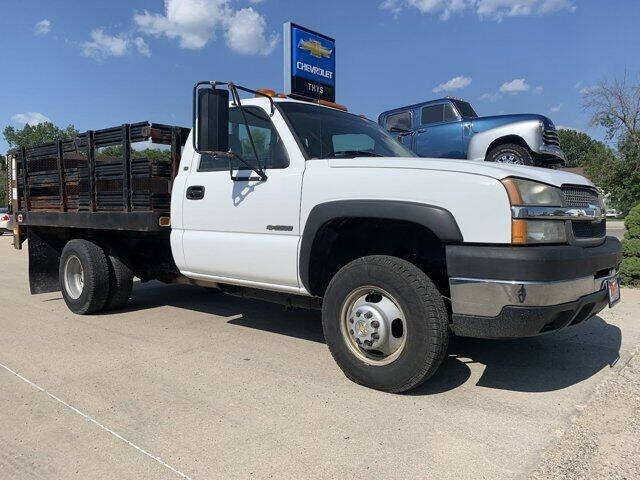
181,105 -> 304,290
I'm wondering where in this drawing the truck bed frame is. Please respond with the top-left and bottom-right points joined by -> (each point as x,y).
10,121 -> 189,241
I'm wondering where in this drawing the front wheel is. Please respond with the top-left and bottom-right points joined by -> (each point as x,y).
322,255 -> 449,393
486,143 -> 533,165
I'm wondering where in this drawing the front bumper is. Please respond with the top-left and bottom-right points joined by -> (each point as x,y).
447,237 -> 621,338
538,144 -> 566,163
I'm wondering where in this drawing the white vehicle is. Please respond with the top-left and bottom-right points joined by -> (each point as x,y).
9,82 -> 622,393
0,208 -> 12,234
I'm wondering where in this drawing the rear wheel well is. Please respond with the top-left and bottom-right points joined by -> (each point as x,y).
307,218 -> 449,298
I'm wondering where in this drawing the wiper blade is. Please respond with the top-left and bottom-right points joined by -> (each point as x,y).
324,150 -> 383,159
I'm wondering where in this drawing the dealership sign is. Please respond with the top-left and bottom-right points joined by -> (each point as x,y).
283,22 -> 336,102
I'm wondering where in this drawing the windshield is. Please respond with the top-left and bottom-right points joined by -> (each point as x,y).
453,100 -> 478,119
278,102 -> 414,159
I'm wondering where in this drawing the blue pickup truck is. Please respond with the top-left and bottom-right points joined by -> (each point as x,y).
379,98 -> 565,166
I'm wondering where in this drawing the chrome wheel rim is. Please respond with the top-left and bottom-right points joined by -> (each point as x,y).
340,286 -> 407,366
495,152 -> 523,164
64,255 -> 84,300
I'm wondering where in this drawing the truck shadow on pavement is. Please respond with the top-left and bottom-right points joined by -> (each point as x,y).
112,282 -> 622,396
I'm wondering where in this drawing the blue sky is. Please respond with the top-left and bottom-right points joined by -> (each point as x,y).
1,0 -> 639,153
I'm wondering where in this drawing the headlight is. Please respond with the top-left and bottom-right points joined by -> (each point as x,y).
502,178 -> 566,244
511,219 -> 566,244
502,178 -> 563,206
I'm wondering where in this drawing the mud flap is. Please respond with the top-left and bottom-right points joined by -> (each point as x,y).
28,228 -> 62,294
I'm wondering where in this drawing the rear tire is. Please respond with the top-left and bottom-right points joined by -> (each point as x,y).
59,239 -> 110,315
486,143 -> 533,165
104,252 -> 133,311
322,255 -> 449,393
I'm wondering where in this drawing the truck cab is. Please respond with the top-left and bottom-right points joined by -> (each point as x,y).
379,98 -> 566,166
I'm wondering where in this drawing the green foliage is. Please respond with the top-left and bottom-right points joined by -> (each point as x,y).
99,145 -> 171,162
625,204 -> 640,230
557,129 -> 640,215
622,238 -> 640,258
557,129 -> 603,168
620,257 -> 640,287
621,203 -> 640,286
3,122 -> 79,149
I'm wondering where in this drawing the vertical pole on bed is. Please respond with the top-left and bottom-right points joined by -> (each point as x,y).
56,140 -> 67,212
122,123 -> 131,212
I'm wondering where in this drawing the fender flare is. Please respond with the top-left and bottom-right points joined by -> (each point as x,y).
299,200 -> 463,294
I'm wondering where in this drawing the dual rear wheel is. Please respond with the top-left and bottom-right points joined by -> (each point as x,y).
59,239 -> 133,314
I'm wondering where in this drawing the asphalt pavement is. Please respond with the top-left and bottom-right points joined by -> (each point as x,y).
1,234 -> 639,480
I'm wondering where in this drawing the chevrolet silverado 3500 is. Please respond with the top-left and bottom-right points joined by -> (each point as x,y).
8,82 -> 622,393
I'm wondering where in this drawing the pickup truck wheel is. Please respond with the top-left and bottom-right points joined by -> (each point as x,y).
322,255 -> 449,393
59,239 -> 110,315
486,143 -> 533,165
104,252 -> 133,311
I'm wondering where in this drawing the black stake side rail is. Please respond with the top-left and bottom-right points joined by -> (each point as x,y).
10,121 -> 190,217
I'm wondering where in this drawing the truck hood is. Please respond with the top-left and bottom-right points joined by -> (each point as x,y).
328,157 -> 592,188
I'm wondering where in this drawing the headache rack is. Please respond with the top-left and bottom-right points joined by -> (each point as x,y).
9,122 -> 190,241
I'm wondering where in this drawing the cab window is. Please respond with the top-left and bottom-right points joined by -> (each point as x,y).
421,104 -> 458,125
199,106 -> 289,172
385,111 -> 412,131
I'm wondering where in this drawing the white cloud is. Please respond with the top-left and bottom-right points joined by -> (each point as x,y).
533,85 -> 543,94
381,0 -> 576,21
479,92 -> 502,102
499,78 -> 530,94
34,19 -> 51,35
134,0 -> 278,55
579,85 -> 596,95
11,112 -> 50,125
432,75 -> 472,93
224,8 -> 278,55
81,29 -> 150,59
549,103 -> 562,112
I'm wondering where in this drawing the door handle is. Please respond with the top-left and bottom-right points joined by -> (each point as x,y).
416,128 -> 428,134
186,185 -> 205,200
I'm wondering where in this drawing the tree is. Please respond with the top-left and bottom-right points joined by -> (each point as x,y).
98,145 -> 171,162
621,203 -> 640,286
557,128 -> 609,168
3,122 -> 79,150
583,72 -> 640,170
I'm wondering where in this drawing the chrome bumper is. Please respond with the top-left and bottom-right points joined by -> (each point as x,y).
538,144 -> 566,162
449,269 -> 617,317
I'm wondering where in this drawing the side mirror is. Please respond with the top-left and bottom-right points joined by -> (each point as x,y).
193,85 -> 229,153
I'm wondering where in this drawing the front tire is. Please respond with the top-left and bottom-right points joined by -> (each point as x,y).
486,143 -> 533,165
59,239 -> 110,314
322,255 -> 449,393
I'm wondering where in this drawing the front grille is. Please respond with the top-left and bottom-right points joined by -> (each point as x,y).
543,126 -> 560,146
572,220 -> 606,239
561,185 -> 599,207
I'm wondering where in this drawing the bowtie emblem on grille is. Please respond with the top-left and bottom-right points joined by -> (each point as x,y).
517,284 -> 527,303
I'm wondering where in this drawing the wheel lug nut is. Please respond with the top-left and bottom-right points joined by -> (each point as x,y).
349,329 -> 354,335
371,320 -> 380,328
371,332 -> 379,340
364,312 -> 373,319
364,340 -> 372,347
356,338 -> 362,345
349,318 -> 354,324
356,311 -> 361,317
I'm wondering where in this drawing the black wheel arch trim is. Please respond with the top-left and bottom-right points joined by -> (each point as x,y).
299,200 -> 463,294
